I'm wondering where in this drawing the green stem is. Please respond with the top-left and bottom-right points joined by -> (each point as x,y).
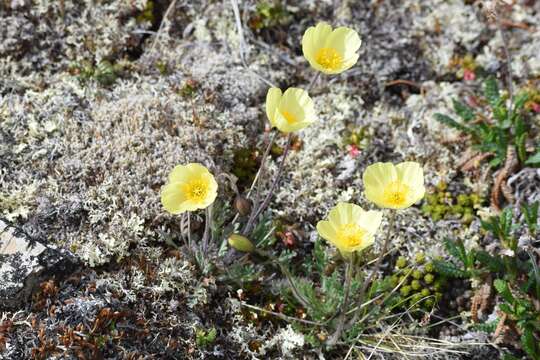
202,204 -> 213,255
307,72 -> 320,92
326,254 -> 355,346
243,133 -> 292,235
347,210 -> 396,329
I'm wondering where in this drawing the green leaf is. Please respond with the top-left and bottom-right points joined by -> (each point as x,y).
476,251 -> 504,273
433,260 -> 469,278
513,92 -> 529,112
452,99 -> 475,122
521,328 -> 539,359
483,76 -> 500,108
313,237 -> 327,275
494,279 -> 515,304
443,239 -> 467,264
481,218 -> 498,237
434,114 -> 474,135
515,132 -> 527,163
499,303 -> 513,314
500,207 -> 513,240
525,149 -> 540,165
522,201 -> 539,236
488,156 -> 503,168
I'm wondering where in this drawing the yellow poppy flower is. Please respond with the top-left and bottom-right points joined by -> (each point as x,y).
161,163 -> 218,214
302,22 -> 361,74
316,202 -> 382,255
363,162 -> 425,210
265,87 -> 316,133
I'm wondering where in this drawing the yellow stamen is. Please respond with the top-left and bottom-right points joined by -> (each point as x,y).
183,179 -> 209,202
382,181 -> 411,207
315,48 -> 342,71
281,110 -> 297,124
337,223 -> 366,248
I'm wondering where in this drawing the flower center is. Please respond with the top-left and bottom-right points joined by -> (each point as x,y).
382,181 -> 411,207
183,179 -> 208,202
281,110 -> 297,124
337,223 -> 366,248
315,48 -> 342,71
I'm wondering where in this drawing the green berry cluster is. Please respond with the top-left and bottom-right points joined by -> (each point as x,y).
421,181 -> 482,224
388,253 -> 444,311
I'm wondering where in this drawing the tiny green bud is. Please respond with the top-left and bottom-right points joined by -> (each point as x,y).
390,275 -> 399,287
410,293 -> 423,306
451,205 -> 464,215
456,194 -> 471,206
433,280 -> 443,291
424,262 -> 434,273
421,288 -> 431,297
435,292 -> 443,301
424,274 -> 434,284
423,298 -> 435,309
412,270 -> 423,279
415,252 -> 426,265
396,256 -> 407,269
228,233 -> 255,253
470,193 -> 481,205
436,181 -> 447,192
434,204 -> 446,215
461,212 -> 474,225
411,280 -> 421,290
426,194 -> 438,206
400,285 -> 412,297
398,275 -> 408,285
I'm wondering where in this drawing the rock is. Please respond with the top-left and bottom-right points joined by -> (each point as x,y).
0,218 -> 78,309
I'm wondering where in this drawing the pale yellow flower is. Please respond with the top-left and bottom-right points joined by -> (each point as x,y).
265,87 -> 316,133
317,202 -> 382,255
363,162 -> 425,210
161,163 -> 218,214
302,22 -> 361,74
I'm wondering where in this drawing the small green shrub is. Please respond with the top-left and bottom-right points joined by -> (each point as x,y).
435,77 -> 540,168
435,202 -> 540,359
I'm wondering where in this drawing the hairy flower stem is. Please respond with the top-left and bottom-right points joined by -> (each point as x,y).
248,131 -> 277,208
202,204 -> 213,255
307,72 -> 321,92
255,249 -> 310,309
496,15 -> 514,111
243,133 -> 292,235
347,210 -> 396,329
186,212 -> 193,253
326,254 -> 356,346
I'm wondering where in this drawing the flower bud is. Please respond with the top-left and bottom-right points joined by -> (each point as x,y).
396,256 -> 407,269
234,195 -> 252,217
228,233 -> 255,253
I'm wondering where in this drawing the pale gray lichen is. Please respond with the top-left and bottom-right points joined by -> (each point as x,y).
1,0 -> 538,357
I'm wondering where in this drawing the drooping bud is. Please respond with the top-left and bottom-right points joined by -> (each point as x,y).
228,233 -> 255,253
234,195 -> 252,217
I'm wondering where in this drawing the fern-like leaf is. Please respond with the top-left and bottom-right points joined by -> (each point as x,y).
452,99 -> 475,122
494,279 -> 515,304
434,114 -> 474,134
433,260 -> 469,278
483,76 -> 500,108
